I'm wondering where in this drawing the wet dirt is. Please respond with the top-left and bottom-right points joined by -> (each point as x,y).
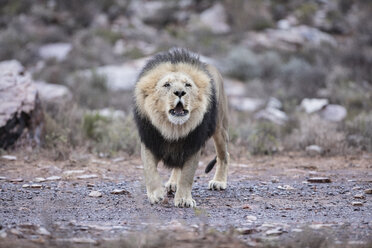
0,153 -> 371,247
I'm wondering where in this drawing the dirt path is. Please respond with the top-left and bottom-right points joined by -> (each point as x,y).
0,153 -> 371,247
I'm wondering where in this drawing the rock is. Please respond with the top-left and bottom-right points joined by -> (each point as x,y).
255,107 -> 288,125
237,227 -> 257,235
244,25 -> 336,51
89,191 -> 102,197
277,185 -> 295,190
77,57 -> 147,91
70,238 -> 97,244
37,227 -> 51,236
364,189 -> 372,194
351,201 -> 363,206
229,97 -> 264,112
266,227 -> 284,236
354,194 -> 365,199
63,170 -> 85,176
198,3 -> 230,34
1,155 -> 17,161
77,174 -> 98,179
9,178 -> 24,182
46,176 -> 61,181
22,184 -> 30,188
112,157 -> 125,163
30,184 -> 42,188
307,177 -> 331,183
309,224 -> 333,229
306,145 -> 324,156
0,176 -> 7,180
95,108 -> 126,120
34,81 -> 72,104
111,189 -> 130,195
0,60 -> 43,149
246,215 -> 257,221
34,177 -> 46,183
242,204 -> 251,209
38,43 -> 72,61
319,104 -> 347,122
300,98 -> 329,114
0,229 -> 7,238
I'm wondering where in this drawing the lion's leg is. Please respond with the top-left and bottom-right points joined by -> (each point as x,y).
141,143 -> 165,204
165,169 -> 180,193
174,152 -> 200,208
209,128 -> 229,190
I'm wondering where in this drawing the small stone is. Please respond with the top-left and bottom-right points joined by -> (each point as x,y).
112,157 -> 125,163
10,228 -> 22,237
89,191 -> 102,197
111,189 -> 130,195
364,189 -> 372,194
351,201 -> 363,206
237,228 -> 257,235
30,184 -> 42,188
242,204 -> 251,209
34,177 -> 46,182
1,155 -> 17,161
354,194 -> 365,199
77,174 -> 98,179
87,183 -> 95,187
37,227 -> 51,236
306,145 -> 324,156
0,176 -> 7,180
9,178 -> 23,182
307,177 -> 331,183
22,184 -> 30,188
246,215 -> 257,221
277,185 -> 295,190
271,178 -> 279,183
266,227 -> 283,236
0,229 -> 7,238
292,228 -> 303,233
63,170 -> 85,176
352,186 -> 361,190
46,176 -> 61,181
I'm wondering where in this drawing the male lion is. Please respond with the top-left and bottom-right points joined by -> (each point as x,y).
134,48 -> 229,207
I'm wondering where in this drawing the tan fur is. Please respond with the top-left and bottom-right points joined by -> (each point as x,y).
136,62 -> 229,207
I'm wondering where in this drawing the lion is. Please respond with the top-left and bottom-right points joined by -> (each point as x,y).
133,48 -> 229,208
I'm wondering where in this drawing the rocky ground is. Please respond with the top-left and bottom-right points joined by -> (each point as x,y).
0,153 -> 371,247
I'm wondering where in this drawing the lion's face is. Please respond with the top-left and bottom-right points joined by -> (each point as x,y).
135,63 -> 212,140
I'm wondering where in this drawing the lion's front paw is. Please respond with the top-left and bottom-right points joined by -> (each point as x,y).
208,180 -> 227,190
165,181 -> 177,193
147,187 -> 165,204
174,196 -> 196,208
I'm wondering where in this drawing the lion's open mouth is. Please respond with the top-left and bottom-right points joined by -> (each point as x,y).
169,102 -> 189,117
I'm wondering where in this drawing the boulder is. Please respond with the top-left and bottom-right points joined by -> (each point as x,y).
255,107 -> 288,125
229,97 -> 264,112
189,3 -> 230,34
300,98 -> 329,114
0,60 -> 43,149
319,104 -> 347,122
38,43 -> 72,62
34,81 -> 72,104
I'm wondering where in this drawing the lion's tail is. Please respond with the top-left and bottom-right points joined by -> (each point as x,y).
205,156 -> 217,173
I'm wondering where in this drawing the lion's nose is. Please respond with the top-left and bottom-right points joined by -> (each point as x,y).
174,90 -> 186,97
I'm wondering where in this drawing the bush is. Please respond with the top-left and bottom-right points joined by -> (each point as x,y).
345,112 -> 372,152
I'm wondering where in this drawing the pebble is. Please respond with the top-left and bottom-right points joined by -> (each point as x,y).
0,176 -> 7,180
277,185 -> 295,190
351,201 -> 363,206
89,191 -> 102,197
46,176 -> 61,181
0,229 -> 7,238
63,170 -> 85,176
307,177 -> 331,183
30,184 -> 43,188
77,174 -> 98,179
37,227 -> 51,236
266,227 -> 283,236
246,215 -> 258,221
242,204 -> 251,209
364,189 -> 372,194
237,227 -> 257,235
9,178 -> 23,182
111,189 -> 130,195
34,177 -> 46,183
22,184 -> 30,188
1,155 -> 17,161
354,194 -> 365,199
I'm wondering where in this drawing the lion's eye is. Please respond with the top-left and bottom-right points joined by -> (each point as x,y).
163,82 -> 171,88
185,83 -> 192,87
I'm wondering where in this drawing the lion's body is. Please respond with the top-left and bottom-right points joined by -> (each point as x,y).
134,48 -> 229,207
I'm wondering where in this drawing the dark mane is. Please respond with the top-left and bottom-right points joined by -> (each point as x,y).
138,48 -> 208,79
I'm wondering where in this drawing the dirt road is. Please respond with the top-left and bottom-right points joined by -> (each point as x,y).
0,153 -> 371,247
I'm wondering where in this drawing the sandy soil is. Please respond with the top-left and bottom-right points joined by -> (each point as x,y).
0,152 -> 371,247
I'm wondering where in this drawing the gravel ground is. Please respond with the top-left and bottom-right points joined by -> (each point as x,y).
0,153 -> 371,247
